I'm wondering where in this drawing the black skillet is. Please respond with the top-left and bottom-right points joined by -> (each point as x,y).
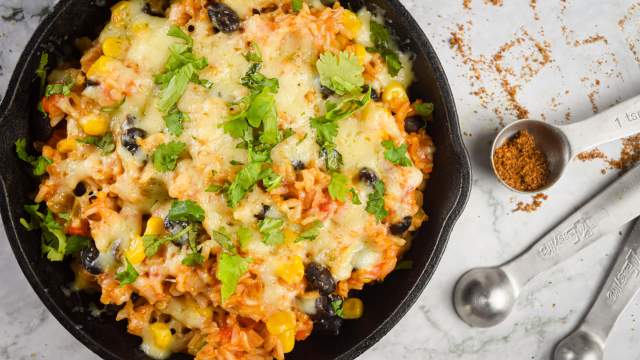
0,0 -> 471,359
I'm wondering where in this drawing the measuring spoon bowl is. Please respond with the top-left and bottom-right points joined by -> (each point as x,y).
553,330 -> 604,360
491,94 -> 640,193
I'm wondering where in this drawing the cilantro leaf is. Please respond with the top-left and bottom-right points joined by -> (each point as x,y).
244,42 -> 262,63
205,183 -> 227,193
328,172 -> 349,201
45,76 -> 74,97
238,227 -> 253,249
116,258 -> 139,286
15,138 -> 53,176
164,107 -> 189,136
365,180 -> 388,222
414,102 -> 434,117
212,229 -> 236,253
216,253 -> 251,302
157,63 -> 196,113
143,234 -> 166,258
36,52 -> 49,94
152,141 -> 187,172
260,168 -> 282,192
77,133 -> 116,155
20,204 -> 68,261
368,20 -> 403,77
258,217 -> 284,245
331,298 -> 344,318
395,260 -> 413,270
292,0 -> 303,12
350,188 -> 362,205
183,252 -> 205,266
168,200 -> 205,222
296,220 -> 323,242
316,51 -> 364,95
382,140 -> 412,167
167,25 -> 193,47
225,162 -> 263,208
66,235 -> 90,255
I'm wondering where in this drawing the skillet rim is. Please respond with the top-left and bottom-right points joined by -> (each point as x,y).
0,1 -> 472,359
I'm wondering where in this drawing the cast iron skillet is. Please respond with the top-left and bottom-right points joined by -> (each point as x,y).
0,1 -> 471,359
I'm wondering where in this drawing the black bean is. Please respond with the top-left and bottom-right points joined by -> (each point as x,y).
85,79 -> 100,87
163,217 -> 190,245
80,242 -> 102,275
389,216 -> 413,235
314,316 -> 343,336
142,0 -> 170,17
207,2 -> 241,33
320,0 -> 336,6
130,292 -> 140,303
305,262 -> 336,295
312,295 -> 335,320
358,167 -> 378,185
121,127 -> 146,154
73,182 -> 87,197
254,204 -> 270,220
362,85 -> 380,101
292,160 -> 305,171
404,116 -> 425,133
320,85 -> 334,99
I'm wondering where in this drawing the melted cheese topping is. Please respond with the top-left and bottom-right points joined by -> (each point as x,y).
33,1 -> 435,359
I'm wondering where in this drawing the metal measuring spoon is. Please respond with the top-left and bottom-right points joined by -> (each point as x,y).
553,218 -> 640,360
453,164 -> 640,327
491,94 -> 640,193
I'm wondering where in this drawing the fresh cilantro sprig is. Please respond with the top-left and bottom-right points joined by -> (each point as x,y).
258,217 -> 284,245
316,51 -> 364,96
152,141 -> 187,172
292,0 -> 303,12
116,258 -> 139,285
368,20 -> 403,77
36,52 -> 49,94
20,204 -> 89,261
365,180 -> 388,222
216,252 -> 251,302
328,172 -> 349,201
382,140 -> 412,167
15,138 -> 53,176
414,102 -> 434,117
296,220 -> 323,242
77,133 -> 116,155
164,107 -> 190,136
168,200 -> 205,222
45,76 -> 74,97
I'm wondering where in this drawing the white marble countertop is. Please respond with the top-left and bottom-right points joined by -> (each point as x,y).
1,0 -> 640,359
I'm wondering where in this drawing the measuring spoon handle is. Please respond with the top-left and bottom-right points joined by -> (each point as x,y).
502,164 -> 640,288
560,94 -> 640,156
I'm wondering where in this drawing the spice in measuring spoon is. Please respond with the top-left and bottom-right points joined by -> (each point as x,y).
493,130 -> 550,191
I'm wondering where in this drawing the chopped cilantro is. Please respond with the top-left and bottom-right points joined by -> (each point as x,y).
164,107 -> 189,136
414,102 -> 434,117
238,227 -> 253,249
167,25 -> 193,47
66,235 -> 90,255
258,217 -> 284,245
212,229 -> 236,253
77,133 -> 116,155
36,52 -> 48,94
328,172 -> 349,201
183,224 -> 204,266
45,76 -> 74,97
368,20 -> 403,77
350,188 -> 361,205
225,162 -> 263,208
260,168 -> 282,191
206,183 -> 227,193
316,51 -> 364,95
217,252 -> 251,302
296,220 -> 323,242
20,204 -> 70,261
292,0 -> 303,12
365,180 -> 388,222
167,200 -> 205,222
143,224 -> 196,257
331,298 -> 344,318
152,141 -> 187,172
382,140 -> 412,167
15,138 -> 52,176
244,42 -> 262,63
116,258 -> 139,286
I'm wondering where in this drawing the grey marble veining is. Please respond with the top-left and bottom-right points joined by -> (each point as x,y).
2,0 -> 640,359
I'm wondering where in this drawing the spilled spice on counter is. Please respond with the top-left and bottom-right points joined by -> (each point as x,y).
493,130 -> 550,191
513,193 -> 548,213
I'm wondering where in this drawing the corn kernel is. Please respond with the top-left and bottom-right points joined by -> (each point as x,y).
80,114 -> 110,136
341,10 -> 362,39
283,228 -> 297,244
275,256 -> 304,285
56,138 -> 77,154
111,1 -> 131,24
266,310 -> 296,336
144,216 -> 164,236
195,306 -> 213,319
132,21 -> 149,34
354,44 -> 367,65
149,322 -> 173,349
382,81 -> 409,113
341,297 -> 364,319
86,56 -> 112,79
102,37 -> 127,59
278,329 -> 296,353
126,236 -> 145,265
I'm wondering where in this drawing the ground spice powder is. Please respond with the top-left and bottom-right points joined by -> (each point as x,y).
493,130 -> 550,191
